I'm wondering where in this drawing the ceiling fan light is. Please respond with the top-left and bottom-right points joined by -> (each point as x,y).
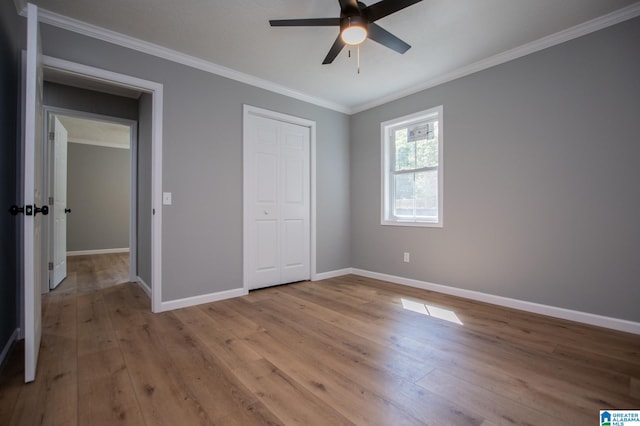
341,25 -> 367,45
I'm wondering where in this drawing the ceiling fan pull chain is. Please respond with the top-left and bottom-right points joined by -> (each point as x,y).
357,45 -> 361,74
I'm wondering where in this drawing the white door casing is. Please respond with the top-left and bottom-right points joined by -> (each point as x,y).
41,55 -> 164,312
51,116 -> 68,288
244,108 -> 312,290
23,3 -> 44,383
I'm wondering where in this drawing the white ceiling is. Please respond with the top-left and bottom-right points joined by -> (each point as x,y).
29,0 -> 640,113
56,115 -> 131,149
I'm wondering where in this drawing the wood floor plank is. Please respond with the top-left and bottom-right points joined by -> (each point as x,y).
172,306 -> 263,370
1,255 -> 639,425
344,275 -> 639,360
552,343 -> 640,377
252,295 -> 434,383
239,297 -> 484,425
77,291 -> 119,355
283,282 -> 384,323
0,343 -> 24,423
417,368 -> 558,425
114,316 -> 216,425
231,358 -> 353,426
244,329 -> 425,426
103,284 -> 149,331
268,288 -> 622,421
631,377 -> 640,399
77,285 -> 144,426
269,290 -> 400,350
348,289 -> 637,403
8,291 -> 78,426
148,310 -> 282,424
199,299 -> 266,337
78,348 -> 145,426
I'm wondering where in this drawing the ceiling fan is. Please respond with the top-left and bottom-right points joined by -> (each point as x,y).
270,0 -> 423,65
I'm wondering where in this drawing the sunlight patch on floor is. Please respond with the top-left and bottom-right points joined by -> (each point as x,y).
401,299 -> 463,325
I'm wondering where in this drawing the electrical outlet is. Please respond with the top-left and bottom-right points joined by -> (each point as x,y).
403,252 -> 410,263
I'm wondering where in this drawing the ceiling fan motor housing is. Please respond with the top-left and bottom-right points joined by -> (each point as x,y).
340,14 -> 368,33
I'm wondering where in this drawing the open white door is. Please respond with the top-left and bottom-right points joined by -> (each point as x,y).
51,116 -> 68,288
23,3 -> 44,383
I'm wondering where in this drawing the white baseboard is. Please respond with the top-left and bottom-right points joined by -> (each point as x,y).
67,248 -> 129,256
136,277 -> 152,298
348,268 -> 640,335
158,288 -> 247,312
0,329 -> 19,367
313,268 -> 353,281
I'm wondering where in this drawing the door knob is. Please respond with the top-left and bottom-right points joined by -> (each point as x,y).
64,208 -> 71,213
8,205 -> 24,215
34,204 -> 48,216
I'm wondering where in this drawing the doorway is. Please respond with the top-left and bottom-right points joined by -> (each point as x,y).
44,108 -> 137,291
39,54 -> 164,312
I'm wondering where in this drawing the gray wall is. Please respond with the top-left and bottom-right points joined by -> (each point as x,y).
137,92 -> 152,286
0,0 -> 25,361
67,143 -> 130,251
351,17 -> 640,322
39,23 -> 352,302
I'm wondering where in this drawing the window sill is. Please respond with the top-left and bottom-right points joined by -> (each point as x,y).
381,219 -> 443,228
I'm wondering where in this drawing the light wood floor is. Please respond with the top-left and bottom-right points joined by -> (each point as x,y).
1,254 -> 639,425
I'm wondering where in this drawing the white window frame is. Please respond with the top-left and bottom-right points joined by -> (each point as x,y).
381,105 -> 443,227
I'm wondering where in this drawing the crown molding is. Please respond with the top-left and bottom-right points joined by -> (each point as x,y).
350,1 -> 640,114
35,8 -> 351,114
25,2 -> 640,115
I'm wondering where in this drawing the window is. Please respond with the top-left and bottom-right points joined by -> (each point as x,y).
381,106 -> 443,227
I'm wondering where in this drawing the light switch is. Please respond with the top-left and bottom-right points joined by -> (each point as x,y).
162,192 -> 172,205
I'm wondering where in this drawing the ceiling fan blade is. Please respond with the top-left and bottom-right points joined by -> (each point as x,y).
367,23 -> 411,54
364,0 -> 422,22
322,35 -> 346,64
270,18 -> 340,27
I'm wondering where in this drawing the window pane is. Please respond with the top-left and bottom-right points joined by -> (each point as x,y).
415,170 -> 438,219
394,173 -> 414,218
416,136 -> 438,168
394,128 -> 415,171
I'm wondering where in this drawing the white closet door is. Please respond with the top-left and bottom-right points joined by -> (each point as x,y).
247,114 -> 310,290
249,116 -> 280,288
279,122 -> 310,284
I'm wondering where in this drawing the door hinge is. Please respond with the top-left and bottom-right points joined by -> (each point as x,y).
48,262 -> 54,271
49,196 -> 54,205
49,131 -> 55,141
